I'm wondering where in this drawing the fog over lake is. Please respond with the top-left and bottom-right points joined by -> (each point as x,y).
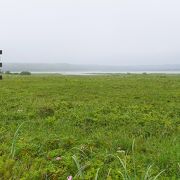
3,63 -> 180,74
1,0 -> 180,66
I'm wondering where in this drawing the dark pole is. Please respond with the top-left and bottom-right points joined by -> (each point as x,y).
0,50 -> 2,80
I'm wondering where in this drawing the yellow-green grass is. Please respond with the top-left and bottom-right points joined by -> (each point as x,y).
0,74 -> 179,179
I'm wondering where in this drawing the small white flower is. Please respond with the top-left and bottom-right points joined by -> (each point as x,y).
17,109 -> 23,113
56,157 -> 62,161
117,150 -> 125,154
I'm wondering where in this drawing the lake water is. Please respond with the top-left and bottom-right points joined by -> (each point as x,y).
31,71 -> 180,75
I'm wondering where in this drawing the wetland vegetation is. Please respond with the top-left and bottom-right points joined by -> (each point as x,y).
0,74 -> 179,179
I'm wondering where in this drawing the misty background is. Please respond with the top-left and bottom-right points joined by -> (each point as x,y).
1,0 -> 180,68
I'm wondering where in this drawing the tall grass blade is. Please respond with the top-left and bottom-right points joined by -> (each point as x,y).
118,170 -> 126,179
152,170 -> 165,180
72,147 -> 87,157
10,122 -> 25,159
117,156 -> 130,180
132,139 -> 136,179
107,168 -> 111,178
95,168 -> 100,180
72,154 -> 83,178
144,164 -> 153,180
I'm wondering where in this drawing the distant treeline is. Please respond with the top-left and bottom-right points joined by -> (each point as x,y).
4,71 -> 31,75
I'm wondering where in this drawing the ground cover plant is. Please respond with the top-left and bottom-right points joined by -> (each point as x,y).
0,74 -> 179,179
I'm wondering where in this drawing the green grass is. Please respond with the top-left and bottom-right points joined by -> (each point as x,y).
0,74 -> 179,179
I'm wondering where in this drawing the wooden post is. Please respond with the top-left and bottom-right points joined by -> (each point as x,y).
0,50 -> 2,80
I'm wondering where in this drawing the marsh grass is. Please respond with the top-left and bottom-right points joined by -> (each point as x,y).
69,140 -> 164,179
0,74 -> 179,179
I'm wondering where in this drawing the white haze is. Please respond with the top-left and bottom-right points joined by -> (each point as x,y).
0,0 -> 180,65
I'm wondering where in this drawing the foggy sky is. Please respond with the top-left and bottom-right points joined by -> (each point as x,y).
1,0 -> 180,65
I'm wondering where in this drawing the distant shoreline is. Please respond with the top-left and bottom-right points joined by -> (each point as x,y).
3,63 -> 180,74
8,71 -> 180,75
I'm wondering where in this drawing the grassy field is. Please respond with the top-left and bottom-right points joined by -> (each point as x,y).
0,74 -> 179,179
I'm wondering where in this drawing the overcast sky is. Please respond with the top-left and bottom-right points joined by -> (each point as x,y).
0,0 -> 180,65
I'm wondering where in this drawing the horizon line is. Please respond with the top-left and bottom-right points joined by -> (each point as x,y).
3,62 -> 180,67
